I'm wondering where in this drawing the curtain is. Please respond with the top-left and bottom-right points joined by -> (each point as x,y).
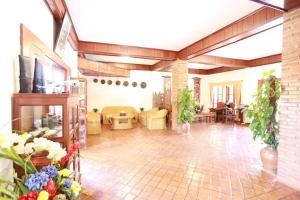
209,80 -> 243,107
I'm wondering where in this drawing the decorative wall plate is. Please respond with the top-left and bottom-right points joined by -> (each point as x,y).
93,78 -> 98,83
132,82 -> 137,87
116,80 -> 121,85
123,81 -> 129,87
140,82 -> 147,89
107,80 -> 112,85
100,79 -> 105,84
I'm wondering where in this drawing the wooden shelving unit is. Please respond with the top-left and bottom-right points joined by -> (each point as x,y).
12,93 -> 81,180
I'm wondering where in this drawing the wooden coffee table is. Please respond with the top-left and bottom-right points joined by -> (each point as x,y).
110,113 -> 134,130
195,112 -> 216,122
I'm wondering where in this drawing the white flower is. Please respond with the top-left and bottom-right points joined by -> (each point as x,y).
33,137 -> 66,161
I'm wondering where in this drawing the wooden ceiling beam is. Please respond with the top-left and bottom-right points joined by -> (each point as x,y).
151,60 -> 175,71
99,62 -> 152,71
250,0 -> 300,12
78,57 -> 130,77
178,7 -> 283,60
78,41 -> 177,61
44,0 -> 79,50
249,53 -> 281,67
190,55 -> 249,68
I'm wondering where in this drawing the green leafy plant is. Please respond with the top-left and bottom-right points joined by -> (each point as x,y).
92,108 -> 98,113
247,70 -> 281,150
178,88 -> 196,124
140,107 -> 144,112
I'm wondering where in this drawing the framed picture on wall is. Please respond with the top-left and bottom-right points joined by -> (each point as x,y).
54,13 -> 72,57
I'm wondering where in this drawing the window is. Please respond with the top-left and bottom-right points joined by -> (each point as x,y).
212,85 -> 235,108
213,86 -> 223,108
226,85 -> 234,103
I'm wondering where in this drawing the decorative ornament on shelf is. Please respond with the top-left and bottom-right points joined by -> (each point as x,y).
0,132 -> 82,200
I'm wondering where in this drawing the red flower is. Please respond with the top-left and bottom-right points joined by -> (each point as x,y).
18,191 -> 39,200
60,143 -> 80,167
43,179 -> 57,199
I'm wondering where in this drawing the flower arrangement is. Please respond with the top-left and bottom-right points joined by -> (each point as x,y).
0,132 -> 81,200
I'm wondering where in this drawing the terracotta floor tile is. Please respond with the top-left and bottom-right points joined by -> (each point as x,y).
80,123 -> 299,200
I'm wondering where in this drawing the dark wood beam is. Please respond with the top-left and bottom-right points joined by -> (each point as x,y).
78,57 -> 130,77
250,0 -> 300,12
190,55 -> 248,68
188,68 -> 208,75
78,41 -> 177,61
249,53 -> 281,66
206,67 -> 242,75
151,60 -> 175,71
44,0 -> 79,50
178,7 -> 283,60
99,62 -> 152,71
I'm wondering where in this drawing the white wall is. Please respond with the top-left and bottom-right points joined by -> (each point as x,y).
200,63 -> 282,108
85,70 -> 202,112
0,0 -> 77,179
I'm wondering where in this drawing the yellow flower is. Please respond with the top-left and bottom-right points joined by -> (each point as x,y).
37,191 -> 49,200
71,181 -> 81,196
58,169 -> 73,178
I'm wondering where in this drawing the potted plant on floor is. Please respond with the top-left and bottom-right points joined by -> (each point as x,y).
178,88 -> 196,133
247,69 -> 281,174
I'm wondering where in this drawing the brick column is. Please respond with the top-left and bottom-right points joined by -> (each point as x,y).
277,7 -> 300,191
171,59 -> 188,131
192,77 -> 201,104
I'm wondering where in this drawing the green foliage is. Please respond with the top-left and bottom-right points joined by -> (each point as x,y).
247,69 -> 281,150
178,88 -> 196,124
92,108 -> 98,113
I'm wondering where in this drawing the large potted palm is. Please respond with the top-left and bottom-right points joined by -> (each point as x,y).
178,88 -> 196,133
247,70 -> 280,174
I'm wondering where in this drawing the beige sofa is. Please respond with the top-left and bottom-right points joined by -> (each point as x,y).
101,106 -> 138,124
139,107 -> 159,126
146,109 -> 168,130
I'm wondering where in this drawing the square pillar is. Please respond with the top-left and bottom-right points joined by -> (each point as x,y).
192,77 -> 201,104
278,7 -> 300,191
171,59 -> 188,131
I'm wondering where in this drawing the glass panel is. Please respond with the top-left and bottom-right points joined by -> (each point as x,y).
20,105 -> 63,138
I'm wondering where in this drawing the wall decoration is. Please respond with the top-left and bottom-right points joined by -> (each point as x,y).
123,81 -> 129,87
140,82 -> 147,89
93,78 -> 98,83
116,80 -> 121,86
107,80 -> 112,85
101,79 -> 105,84
132,82 -> 137,87
54,13 -> 72,57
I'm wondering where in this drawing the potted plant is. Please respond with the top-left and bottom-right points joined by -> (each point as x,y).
178,88 -> 196,133
93,108 -> 98,113
140,107 -> 144,112
247,70 -> 280,174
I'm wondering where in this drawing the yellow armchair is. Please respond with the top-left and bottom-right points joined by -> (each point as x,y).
101,106 -> 138,124
87,112 -> 101,135
146,109 -> 168,130
139,107 -> 159,126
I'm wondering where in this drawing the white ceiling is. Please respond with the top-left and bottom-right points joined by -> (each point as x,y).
206,22 -> 283,60
188,63 -> 218,70
65,0 -> 262,51
85,54 -> 159,65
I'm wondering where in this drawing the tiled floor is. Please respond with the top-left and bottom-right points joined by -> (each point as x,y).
80,123 -> 300,200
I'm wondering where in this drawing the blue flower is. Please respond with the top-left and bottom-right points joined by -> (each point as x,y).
25,172 -> 49,191
41,165 -> 58,178
63,179 -> 72,188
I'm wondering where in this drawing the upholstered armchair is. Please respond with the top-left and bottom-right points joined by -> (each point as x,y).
139,107 -> 159,126
146,109 -> 168,130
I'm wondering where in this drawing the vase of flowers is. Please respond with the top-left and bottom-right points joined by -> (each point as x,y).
0,132 -> 81,200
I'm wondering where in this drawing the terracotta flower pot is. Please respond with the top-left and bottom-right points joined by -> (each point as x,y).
181,122 -> 190,134
260,146 -> 278,174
